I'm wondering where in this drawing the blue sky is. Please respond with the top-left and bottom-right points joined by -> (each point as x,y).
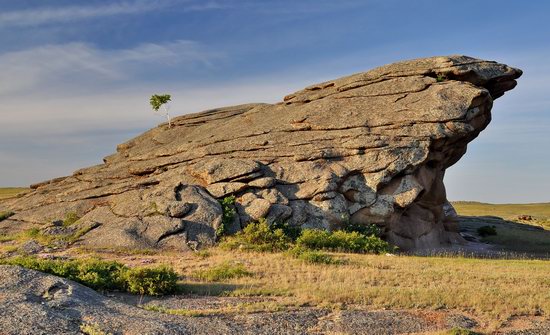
0,0 -> 548,203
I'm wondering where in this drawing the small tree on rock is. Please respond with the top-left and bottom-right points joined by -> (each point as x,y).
150,94 -> 172,128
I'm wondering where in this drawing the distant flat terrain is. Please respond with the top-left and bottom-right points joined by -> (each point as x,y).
452,201 -> 550,255
0,187 -> 29,200
452,201 -> 550,220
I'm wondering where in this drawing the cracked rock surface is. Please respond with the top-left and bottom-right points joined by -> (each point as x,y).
0,55 -> 521,251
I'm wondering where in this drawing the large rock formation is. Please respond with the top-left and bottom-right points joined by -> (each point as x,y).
0,55 -> 521,251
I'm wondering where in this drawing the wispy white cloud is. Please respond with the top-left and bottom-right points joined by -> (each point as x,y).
0,0 -> 226,28
0,40 -> 220,95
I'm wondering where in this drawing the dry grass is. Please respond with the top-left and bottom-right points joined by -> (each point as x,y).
0,187 -> 29,200
94,247 -> 549,324
143,300 -> 292,317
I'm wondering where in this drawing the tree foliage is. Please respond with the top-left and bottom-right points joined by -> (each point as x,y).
150,94 -> 171,111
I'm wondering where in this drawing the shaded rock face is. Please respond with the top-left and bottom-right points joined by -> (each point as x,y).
1,55 -> 521,251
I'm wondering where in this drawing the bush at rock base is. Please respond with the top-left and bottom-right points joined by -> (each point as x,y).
296,229 -> 396,254
219,219 -> 291,252
217,195 -> 236,237
220,219 -> 396,254
0,256 -> 177,295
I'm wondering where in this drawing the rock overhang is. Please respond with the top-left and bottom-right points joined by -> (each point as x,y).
0,55 -> 522,251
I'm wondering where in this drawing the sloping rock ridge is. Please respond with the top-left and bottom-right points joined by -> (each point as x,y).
0,55 -> 521,251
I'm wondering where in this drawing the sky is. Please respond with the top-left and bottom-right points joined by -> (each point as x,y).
0,0 -> 548,203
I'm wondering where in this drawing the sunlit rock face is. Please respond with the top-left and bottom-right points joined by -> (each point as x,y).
1,55 -> 521,251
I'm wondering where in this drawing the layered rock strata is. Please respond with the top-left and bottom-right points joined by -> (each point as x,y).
0,55 -> 521,250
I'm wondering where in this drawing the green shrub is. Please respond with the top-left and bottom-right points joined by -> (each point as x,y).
217,196 -> 236,237
63,212 -> 80,226
343,222 -> 382,237
192,261 -> 252,282
1,256 -> 125,290
477,225 -> 497,237
0,211 -> 14,222
287,246 -> 341,265
296,229 -> 395,254
123,266 -> 178,295
220,219 -> 291,252
73,259 -> 127,290
0,256 -> 177,295
436,73 -> 447,82
270,221 -> 302,241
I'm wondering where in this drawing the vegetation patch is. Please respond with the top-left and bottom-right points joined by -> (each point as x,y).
220,219 -> 395,254
343,222 -> 382,237
217,195 -> 236,237
0,211 -> 14,222
0,227 -> 55,245
194,249 -> 212,259
192,261 -> 252,282
80,323 -> 112,335
62,212 -> 80,226
220,220 -> 291,252
477,225 -> 497,237
270,221 -> 302,241
144,300 -> 289,317
287,246 -> 343,265
123,266 -> 178,295
296,229 -> 395,254
0,256 -> 177,295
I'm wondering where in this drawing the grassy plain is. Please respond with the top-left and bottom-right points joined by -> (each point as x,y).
68,247 -> 549,330
0,187 -> 29,200
453,201 -> 550,254
452,201 -> 550,229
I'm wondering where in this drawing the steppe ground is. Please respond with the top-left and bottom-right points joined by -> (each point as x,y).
0,187 -> 28,200
1,188 -> 549,334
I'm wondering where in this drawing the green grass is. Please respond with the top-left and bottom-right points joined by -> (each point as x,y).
62,212 -> 80,226
191,261 -> 252,282
287,246 -> 343,265
0,224 -> 96,248
0,227 -> 55,244
0,187 -> 29,200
